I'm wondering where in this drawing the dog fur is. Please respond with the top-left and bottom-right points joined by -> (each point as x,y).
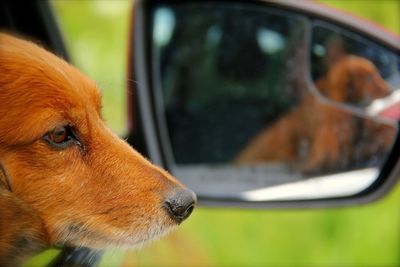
235,56 -> 397,173
316,55 -> 391,106
0,33 -> 192,266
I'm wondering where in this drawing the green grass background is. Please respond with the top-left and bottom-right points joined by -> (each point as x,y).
26,1 -> 399,266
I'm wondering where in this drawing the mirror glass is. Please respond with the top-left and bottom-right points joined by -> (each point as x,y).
150,3 -> 399,201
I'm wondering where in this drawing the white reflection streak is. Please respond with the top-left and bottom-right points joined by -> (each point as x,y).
240,168 -> 378,201
153,8 -> 175,47
366,89 -> 400,116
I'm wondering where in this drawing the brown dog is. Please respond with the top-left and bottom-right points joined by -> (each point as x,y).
235,56 -> 396,173
0,33 -> 196,266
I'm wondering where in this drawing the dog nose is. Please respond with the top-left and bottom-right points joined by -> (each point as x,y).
164,189 -> 196,223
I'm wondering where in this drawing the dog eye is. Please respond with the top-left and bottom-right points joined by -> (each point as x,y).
50,127 -> 69,143
44,126 -> 80,149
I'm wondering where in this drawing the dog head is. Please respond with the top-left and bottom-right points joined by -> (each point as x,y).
323,55 -> 391,106
0,33 -> 195,249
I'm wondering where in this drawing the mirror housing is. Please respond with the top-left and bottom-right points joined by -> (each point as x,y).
128,0 -> 400,208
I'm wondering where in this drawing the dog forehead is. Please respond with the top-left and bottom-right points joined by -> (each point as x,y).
30,69 -> 101,112
348,56 -> 375,72
0,33 -> 102,112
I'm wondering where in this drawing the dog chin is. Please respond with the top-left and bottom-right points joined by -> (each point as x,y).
113,225 -> 177,250
56,221 -> 177,250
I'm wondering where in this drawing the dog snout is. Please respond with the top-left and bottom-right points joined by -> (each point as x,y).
164,189 -> 196,224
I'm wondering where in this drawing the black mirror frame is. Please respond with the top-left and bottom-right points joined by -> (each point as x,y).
129,0 -> 400,209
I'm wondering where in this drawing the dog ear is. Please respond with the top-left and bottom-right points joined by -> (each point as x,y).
0,162 -> 47,265
0,179 -> 48,266
345,68 -> 358,104
0,162 -> 12,191
0,163 -> 11,191
327,75 -> 347,103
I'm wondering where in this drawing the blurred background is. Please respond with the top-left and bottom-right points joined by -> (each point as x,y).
27,0 -> 399,266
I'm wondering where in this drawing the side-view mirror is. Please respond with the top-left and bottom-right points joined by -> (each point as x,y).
129,0 -> 400,208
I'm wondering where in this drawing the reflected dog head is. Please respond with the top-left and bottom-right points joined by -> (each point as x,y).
322,56 -> 391,106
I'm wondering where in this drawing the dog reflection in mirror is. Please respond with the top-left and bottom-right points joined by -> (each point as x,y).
0,33 -> 196,266
316,55 -> 391,107
236,55 -> 396,174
